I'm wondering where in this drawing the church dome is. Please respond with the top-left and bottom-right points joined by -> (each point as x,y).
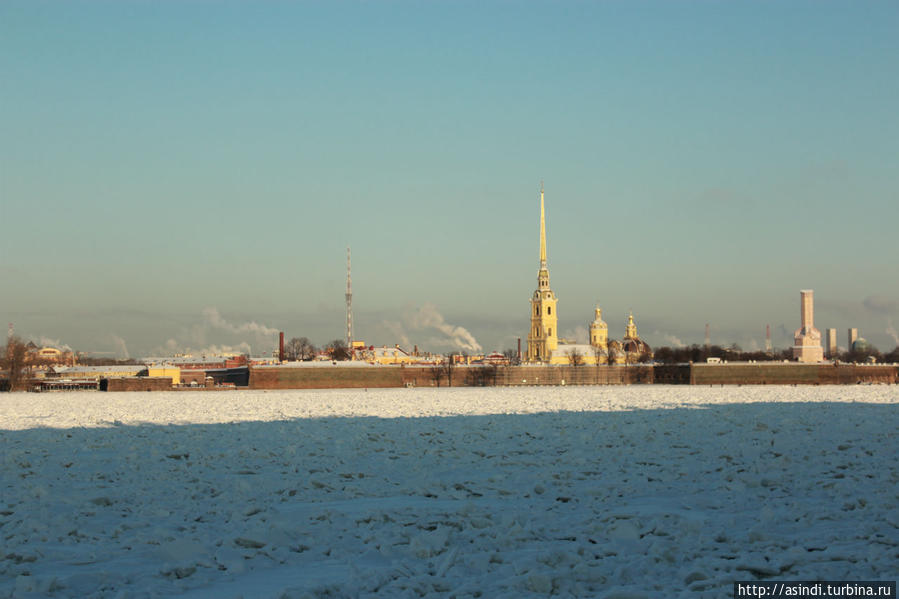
851,338 -> 870,353
621,337 -> 652,356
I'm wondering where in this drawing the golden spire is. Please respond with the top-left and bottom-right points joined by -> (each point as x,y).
539,181 -> 547,268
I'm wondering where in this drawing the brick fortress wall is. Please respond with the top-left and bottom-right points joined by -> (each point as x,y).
250,363 -> 895,389
102,377 -> 173,392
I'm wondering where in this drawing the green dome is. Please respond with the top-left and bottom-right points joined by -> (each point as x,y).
851,338 -> 870,352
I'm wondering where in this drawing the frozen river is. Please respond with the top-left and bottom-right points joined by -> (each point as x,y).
1,386 -> 897,598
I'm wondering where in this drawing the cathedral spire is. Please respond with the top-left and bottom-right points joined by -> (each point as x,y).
527,180 -> 558,363
539,181 -> 547,268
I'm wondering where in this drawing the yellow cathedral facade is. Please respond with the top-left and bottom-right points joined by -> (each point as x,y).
526,184 -> 651,365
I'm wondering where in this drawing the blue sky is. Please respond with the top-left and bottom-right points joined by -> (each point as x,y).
2,1 -> 897,357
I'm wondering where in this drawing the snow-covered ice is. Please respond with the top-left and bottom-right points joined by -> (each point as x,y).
1,386 -> 897,598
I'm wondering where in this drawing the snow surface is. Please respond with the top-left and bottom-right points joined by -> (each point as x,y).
1,386 -> 897,598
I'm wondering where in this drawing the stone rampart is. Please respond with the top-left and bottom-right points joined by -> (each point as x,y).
249,362 -> 896,390
101,377 -> 174,392
249,364 -> 656,389
691,363 -> 897,385
251,366 -> 406,389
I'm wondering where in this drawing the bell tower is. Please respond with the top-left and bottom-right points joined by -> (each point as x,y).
590,304 -> 608,350
527,183 -> 558,362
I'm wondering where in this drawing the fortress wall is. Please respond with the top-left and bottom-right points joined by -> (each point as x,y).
497,365 -> 653,386
249,363 -> 895,390
250,365 -> 656,389
251,366 -> 406,389
691,363 -> 897,385
653,364 -> 692,384
102,377 -> 173,392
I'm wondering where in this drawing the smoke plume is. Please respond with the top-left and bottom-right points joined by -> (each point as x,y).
378,304 -> 482,352
36,336 -> 73,352
381,320 -> 412,348
655,332 -> 686,348
886,319 -> 899,346
109,335 -> 130,360
202,307 -> 278,337
564,326 -> 589,345
196,342 -> 252,356
154,308 -> 278,357
408,303 -> 482,352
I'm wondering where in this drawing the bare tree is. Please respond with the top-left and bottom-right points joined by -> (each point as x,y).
429,364 -> 443,387
286,337 -> 316,361
592,345 -> 607,366
465,365 -> 498,386
441,354 -> 456,387
486,363 -> 499,385
325,339 -> 351,361
503,348 -> 519,366
567,348 -> 584,367
2,336 -> 29,391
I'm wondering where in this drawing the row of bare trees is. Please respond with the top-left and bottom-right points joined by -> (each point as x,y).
652,343 -> 899,364
283,337 -> 351,361
429,355 -> 456,387
428,357 -> 502,387
284,337 -> 317,361
564,346 -> 651,366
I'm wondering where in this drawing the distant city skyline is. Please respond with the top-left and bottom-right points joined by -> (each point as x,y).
2,1 -> 897,357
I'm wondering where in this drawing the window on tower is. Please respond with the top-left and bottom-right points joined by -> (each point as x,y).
547,307 -> 551,315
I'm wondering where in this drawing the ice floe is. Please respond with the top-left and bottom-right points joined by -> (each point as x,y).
0,386 -> 896,597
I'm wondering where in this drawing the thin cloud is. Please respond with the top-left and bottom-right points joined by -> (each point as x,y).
863,296 -> 898,315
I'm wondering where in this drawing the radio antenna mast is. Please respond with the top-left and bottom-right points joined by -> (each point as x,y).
345,247 -> 353,352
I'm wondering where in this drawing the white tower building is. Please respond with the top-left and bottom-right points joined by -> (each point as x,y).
792,290 -> 824,362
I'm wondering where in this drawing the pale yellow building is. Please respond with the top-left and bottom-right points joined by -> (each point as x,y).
546,304 -> 612,366
361,345 -> 416,365
30,346 -> 74,365
525,184 -> 651,365
52,365 -> 147,380
589,305 -> 609,363
147,365 -> 181,385
37,347 -> 63,360
548,343 -> 600,365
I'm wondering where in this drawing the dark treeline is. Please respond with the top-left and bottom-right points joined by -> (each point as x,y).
283,337 -> 353,361
653,343 -> 899,364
